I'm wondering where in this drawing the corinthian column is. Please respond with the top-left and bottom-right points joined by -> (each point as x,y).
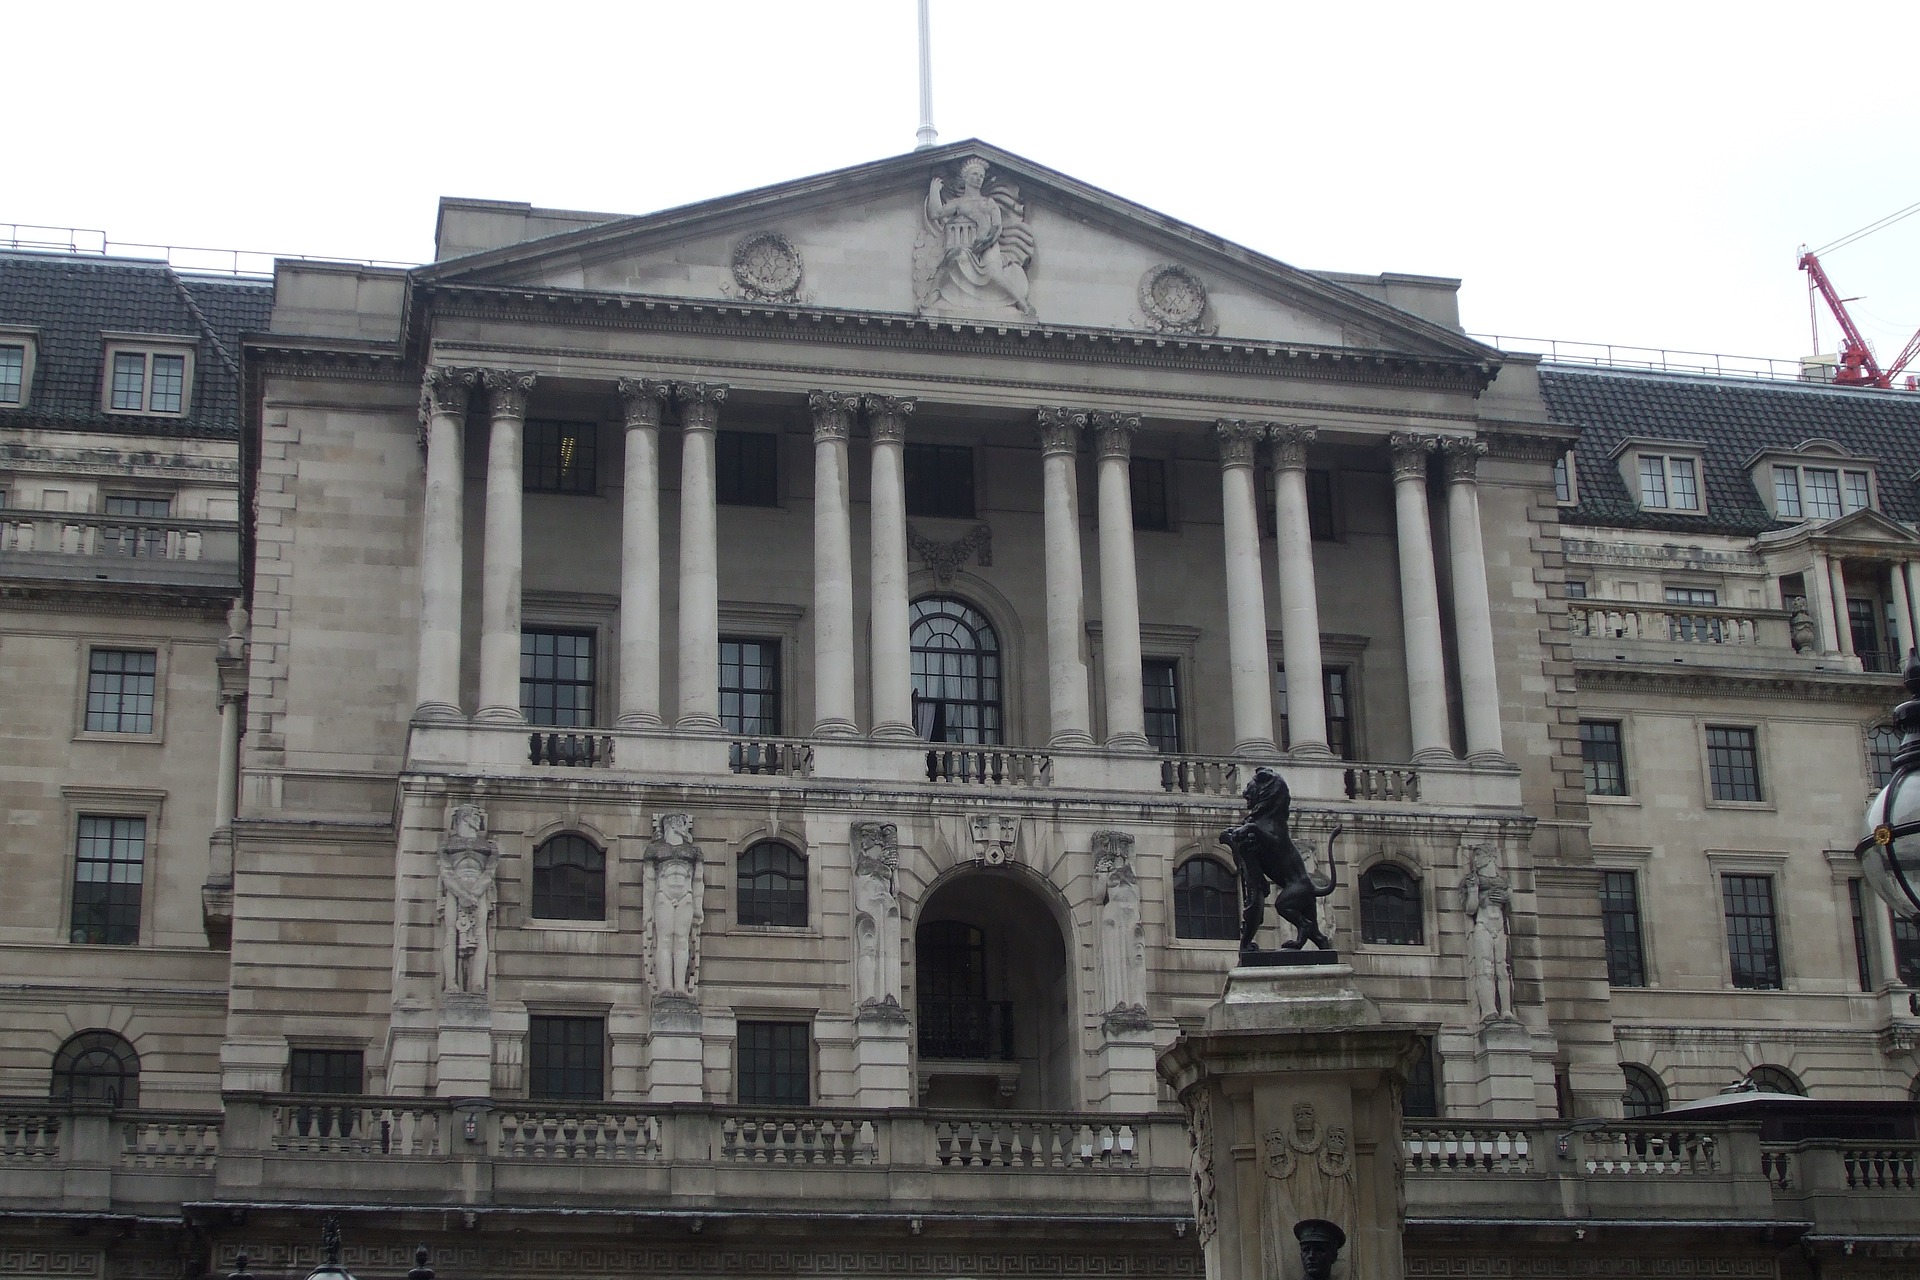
1389,432 -> 1453,761
415,366 -> 475,720
865,396 -> 917,739
617,378 -> 670,727
674,383 -> 728,731
810,390 -> 860,737
475,369 -> 535,724
1440,438 -> 1505,763
1092,411 -> 1149,752
1037,407 -> 1093,746
1216,421 -> 1277,756
1270,424 -> 1330,757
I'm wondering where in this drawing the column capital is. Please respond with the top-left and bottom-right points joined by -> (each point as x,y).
1035,406 -> 1089,455
808,390 -> 860,441
617,377 -> 672,430
1439,435 -> 1488,482
1267,422 -> 1318,471
1214,419 -> 1264,469
1089,411 -> 1142,461
481,369 -> 536,420
1388,431 -> 1437,480
863,395 -> 916,444
674,382 -> 729,431
419,366 -> 477,425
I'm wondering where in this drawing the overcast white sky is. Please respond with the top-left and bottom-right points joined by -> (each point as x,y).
12,1 -> 1919,368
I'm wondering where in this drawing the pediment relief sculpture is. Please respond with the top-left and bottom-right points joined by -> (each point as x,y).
913,156 -> 1036,319
725,231 -> 808,304
1137,264 -> 1215,335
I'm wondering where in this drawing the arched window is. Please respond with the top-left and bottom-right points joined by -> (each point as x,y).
1359,865 -> 1423,945
1621,1063 -> 1666,1118
911,597 -> 1002,744
531,834 -> 605,921
52,1030 -> 139,1107
1173,859 -> 1239,940
738,841 -> 807,927
1868,723 -> 1901,788
1747,1064 -> 1805,1096
1403,1036 -> 1440,1118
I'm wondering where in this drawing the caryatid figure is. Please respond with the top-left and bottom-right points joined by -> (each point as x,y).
1093,831 -> 1149,1032
437,803 -> 498,995
852,822 -> 905,1019
643,813 -> 703,999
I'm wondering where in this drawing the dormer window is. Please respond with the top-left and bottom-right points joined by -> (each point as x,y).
1638,454 -> 1699,511
1749,441 -> 1876,523
101,339 -> 194,417
1553,450 -> 1578,505
0,330 -> 36,407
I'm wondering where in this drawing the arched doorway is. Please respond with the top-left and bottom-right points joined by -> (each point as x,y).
914,868 -> 1072,1109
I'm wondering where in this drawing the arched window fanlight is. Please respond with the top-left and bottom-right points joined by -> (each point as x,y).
1621,1063 -> 1666,1118
737,841 -> 807,928
532,833 -> 606,921
52,1030 -> 140,1107
1172,859 -> 1238,940
1746,1064 -> 1805,1096
1359,864 -> 1423,945
911,597 -> 1002,745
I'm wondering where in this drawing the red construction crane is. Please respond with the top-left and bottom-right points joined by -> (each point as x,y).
1799,247 -> 1920,389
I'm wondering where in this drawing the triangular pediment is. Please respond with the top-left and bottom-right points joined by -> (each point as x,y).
419,141 -> 1495,363
1815,507 -> 1920,544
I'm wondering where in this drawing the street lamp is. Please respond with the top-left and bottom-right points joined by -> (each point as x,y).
1859,652 -> 1920,923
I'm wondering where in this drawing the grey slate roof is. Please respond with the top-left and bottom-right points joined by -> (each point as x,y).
0,252 -> 273,439
1540,367 -> 1920,535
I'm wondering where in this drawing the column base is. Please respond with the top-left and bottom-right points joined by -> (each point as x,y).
1049,729 -> 1095,748
1411,746 -> 1459,765
1464,748 -> 1511,768
1233,738 -> 1283,760
1103,732 -> 1152,754
1286,740 -> 1335,759
812,717 -> 860,738
869,720 -> 920,741
676,714 -> 724,733
412,701 -> 465,724
473,705 -> 526,726
616,711 -> 665,730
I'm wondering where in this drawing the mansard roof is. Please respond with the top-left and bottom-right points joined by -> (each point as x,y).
0,251 -> 272,439
1542,366 -> 1920,536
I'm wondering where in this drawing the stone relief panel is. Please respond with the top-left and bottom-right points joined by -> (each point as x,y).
913,155 -> 1036,318
724,231 -> 808,304
1137,263 -> 1215,335
907,522 -> 993,586
968,814 -> 1018,866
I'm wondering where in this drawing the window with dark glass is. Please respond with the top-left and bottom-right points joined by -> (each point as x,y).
1565,578 -> 1588,599
1621,1064 -> 1665,1118
904,443 -> 974,518
1142,659 -> 1181,754
1848,598 -> 1888,669
528,1015 -> 604,1101
1638,455 -> 1698,511
108,350 -> 187,414
1277,666 -> 1353,760
716,431 -> 779,506
523,420 -> 597,494
1580,720 -> 1627,796
0,344 -> 23,404
1306,469 -> 1335,540
719,638 -> 781,734
1173,859 -> 1238,941
290,1048 -> 364,1094
1721,874 -> 1782,990
104,495 -> 171,518
532,834 -> 606,921
911,597 -> 1001,744
1130,457 -> 1169,531
917,921 -> 1006,1060
1359,865 -> 1422,945
1747,1065 -> 1803,1096
521,629 -> 595,727
736,1020 -> 809,1106
1804,468 -> 1843,519
1773,466 -> 1803,518
51,1031 -> 139,1107
1895,914 -> 1920,987
1599,870 -> 1646,987
1849,879 -> 1874,990
1869,724 -> 1901,788
1553,452 -> 1575,504
86,649 -> 157,733
101,494 -> 171,557
70,816 -> 144,945
1706,727 -> 1762,802
737,841 -> 807,928
1402,1037 -> 1440,1118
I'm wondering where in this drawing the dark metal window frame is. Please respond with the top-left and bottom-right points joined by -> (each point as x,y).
1358,864 -> 1423,946
1129,456 -> 1169,531
911,597 -> 1002,745
521,627 -> 596,727
289,1047 -> 365,1095
1748,1065 -> 1803,1096
1721,873 -> 1783,990
522,419 -> 599,495
51,1030 -> 140,1107
1258,467 -> 1337,540
1895,913 -> 1920,987
1621,1064 -> 1665,1118
528,1015 -> 605,1102
716,430 -> 780,507
70,815 -> 145,945
1849,878 -> 1875,990
1402,1037 -> 1440,1118
0,343 -> 23,404
1277,665 -> 1354,761
1868,723 -> 1901,788
1598,869 -> 1647,987
1172,858 -> 1238,941
1580,720 -> 1628,797
1706,726 -> 1763,802
1142,658 -> 1181,754
736,1020 -> 810,1107
737,841 -> 808,928
85,648 -> 157,734
719,637 -> 782,735
531,833 -> 607,922
903,442 -> 976,519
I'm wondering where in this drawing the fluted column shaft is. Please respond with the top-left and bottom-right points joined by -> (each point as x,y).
811,391 -> 860,737
475,370 -> 535,723
1390,433 -> 1453,761
675,383 -> 728,730
1271,424 -> 1330,757
1092,412 -> 1149,751
1441,438 -> 1505,762
1830,556 -> 1857,659
414,367 -> 474,719
617,379 -> 669,727
865,396 -> 917,739
1216,421 -> 1277,757
1037,408 -> 1093,746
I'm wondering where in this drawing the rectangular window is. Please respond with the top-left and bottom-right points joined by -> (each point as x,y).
736,1020 -> 810,1107
1142,659 -> 1180,754
70,816 -> 145,945
1848,598 -> 1884,666
1706,726 -> 1762,802
104,495 -> 172,518
1598,870 -> 1647,987
85,649 -> 158,733
1721,873 -> 1782,990
110,352 -> 147,411
1663,586 -> 1718,607
719,637 -> 782,735
1773,467 -> 1803,518
521,629 -> 595,727
528,1015 -> 605,1101
1849,879 -> 1874,991
1638,455 -> 1698,511
148,354 -> 185,413
107,349 -> 188,414
1896,915 -> 1920,987
1844,470 -> 1872,512
1553,452 -> 1575,504
1277,666 -> 1353,760
715,431 -> 779,506
1129,457 -> 1169,531
523,420 -> 597,494
1579,720 -> 1627,796
289,1048 -> 365,1094
1564,579 -> 1588,599
0,344 -> 24,404
1306,470 -> 1336,540
904,442 -> 975,519
1804,468 -> 1843,519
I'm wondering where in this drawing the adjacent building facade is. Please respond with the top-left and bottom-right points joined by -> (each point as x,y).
2,144 -> 1914,1280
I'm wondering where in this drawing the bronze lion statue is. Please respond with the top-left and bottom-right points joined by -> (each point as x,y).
1220,767 -> 1341,953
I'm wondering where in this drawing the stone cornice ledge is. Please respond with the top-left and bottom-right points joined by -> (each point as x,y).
1574,660 -> 1899,702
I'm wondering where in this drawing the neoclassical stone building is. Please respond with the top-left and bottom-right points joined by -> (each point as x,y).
2,144 -> 1915,1280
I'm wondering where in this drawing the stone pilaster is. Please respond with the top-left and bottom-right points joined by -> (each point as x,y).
810,391 -> 860,737
674,383 -> 728,731
474,370 -> 535,724
1270,424 -> 1329,757
1388,432 -> 1452,762
1036,407 -> 1093,746
616,378 -> 671,727
1091,412 -> 1149,752
865,396 -> 917,739
414,366 -> 476,721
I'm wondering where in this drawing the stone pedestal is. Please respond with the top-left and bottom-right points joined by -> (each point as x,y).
1456,1018 -> 1537,1120
648,998 -> 704,1103
852,1008 -> 913,1107
1090,1023 -> 1159,1111
1159,964 -> 1418,1280
435,993 -> 493,1098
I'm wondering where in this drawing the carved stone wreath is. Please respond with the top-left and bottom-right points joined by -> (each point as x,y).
730,231 -> 805,302
1138,263 -> 1212,334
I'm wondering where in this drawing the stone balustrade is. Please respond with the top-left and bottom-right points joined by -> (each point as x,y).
1568,600 -> 1799,655
0,512 -> 238,564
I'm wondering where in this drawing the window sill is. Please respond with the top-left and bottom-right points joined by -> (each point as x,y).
1704,799 -> 1776,813
523,918 -> 616,933
73,729 -> 165,746
730,924 -> 816,936
1585,794 -> 1639,806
